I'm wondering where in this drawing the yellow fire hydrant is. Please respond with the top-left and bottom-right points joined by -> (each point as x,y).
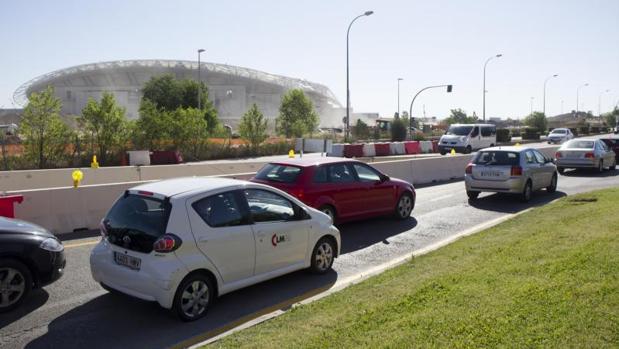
72,170 -> 83,188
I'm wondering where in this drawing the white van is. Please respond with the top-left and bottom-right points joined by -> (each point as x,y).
438,124 -> 496,155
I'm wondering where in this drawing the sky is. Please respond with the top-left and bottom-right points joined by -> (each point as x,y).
1,0 -> 618,120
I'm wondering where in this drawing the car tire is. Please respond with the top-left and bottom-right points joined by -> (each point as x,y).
439,149 -> 446,155
172,272 -> 215,322
557,167 -> 565,175
318,205 -> 337,224
598,160 -> 604,173
610,160 -> 617,171
309,238 -> 336,274
0,258 -> 32,313
546,173 -> 557,193
394,192 -> 414,220
467,190 -> 480,200
521,180 -> 532,203
464,146 -> 472,154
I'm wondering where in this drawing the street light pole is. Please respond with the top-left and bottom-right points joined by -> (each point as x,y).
197,49 -> 205,109
483,54 -> 502,121
576,83 -> 589,116
408,84 -> 453,140
598,89 -> 610,116
543,74 -> 558,116
346,10 -> 373,141
530,97 -> 535,115
397,78 -> 403,117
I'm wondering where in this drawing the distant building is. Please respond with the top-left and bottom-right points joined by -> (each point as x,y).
13,60 -> 345,129
547,112 -> 605,130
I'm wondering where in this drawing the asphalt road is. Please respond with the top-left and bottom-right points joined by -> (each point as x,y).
1,167 -> 618,349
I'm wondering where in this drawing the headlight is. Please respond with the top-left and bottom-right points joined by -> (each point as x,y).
40,238 -> 64,252
459,136 -> 467,142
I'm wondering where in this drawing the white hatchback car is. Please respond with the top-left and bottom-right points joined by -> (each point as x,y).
90,177 -> 340,321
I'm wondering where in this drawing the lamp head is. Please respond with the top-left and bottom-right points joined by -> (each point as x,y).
198,49 -> 205,53
553,74 -> 558,77
496,54 -> 503,58
364,11 -> 374,16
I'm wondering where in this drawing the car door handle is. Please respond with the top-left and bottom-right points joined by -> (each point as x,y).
198,236 -> 209,242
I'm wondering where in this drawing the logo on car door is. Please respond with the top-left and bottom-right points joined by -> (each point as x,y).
271,233 -> 289,247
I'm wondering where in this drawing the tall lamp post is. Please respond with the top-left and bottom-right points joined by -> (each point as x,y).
598,89 -> 610,116
397,78 -> 403,117
530,97 -> 535,115
576,83 -> 589,116
408,84 -> 453,140
543,74 -> 558,116
483,53 -> 502,121
345,10 -> 373,141
197,48 -> 205,109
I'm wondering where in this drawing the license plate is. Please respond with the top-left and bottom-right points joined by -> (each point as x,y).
114,252 -> 141,270
480,171 -> 501,177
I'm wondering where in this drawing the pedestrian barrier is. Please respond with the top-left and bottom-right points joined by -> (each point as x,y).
389,142 -> 406,155
330,143 -> 344,157
420,141 -> 434,153
344,144 -> 364,158
404,141 -> 421,154
0,195 -> 23,218
374,143 -> 391,157
362,143 -> 376,157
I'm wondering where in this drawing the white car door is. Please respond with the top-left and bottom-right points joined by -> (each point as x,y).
243,188 -> 310,276
186,191 -> 255,284
469,126 -> 481,150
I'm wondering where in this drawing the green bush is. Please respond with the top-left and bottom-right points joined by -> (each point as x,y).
390,118 -> 407,142
569,128 -> 578,136
579,127 -> 589,135
522,128 -> 540,140
496,129 -> 511,142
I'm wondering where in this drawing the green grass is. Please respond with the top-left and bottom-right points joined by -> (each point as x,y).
208,189 -> 619,349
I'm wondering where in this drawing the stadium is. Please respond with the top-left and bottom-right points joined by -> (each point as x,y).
12,60 -> 345,128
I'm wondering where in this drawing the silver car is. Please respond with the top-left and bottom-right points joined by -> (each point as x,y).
547,128 -> 574,144
465,146 -> 557,202
555,138 -> 617,174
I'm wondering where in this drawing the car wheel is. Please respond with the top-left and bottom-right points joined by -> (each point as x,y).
0,258 -> 32,313
598,160 -> 604,173
172,272 -> 215,322
610,160 -> 617,171
319,205 -> 336,224
464,146 -> 472,154
546,173 -> 557,193
394,192 -> 414,220
557,167 -> 565,175
467,190 -> 480,200
309,238 -> 335,274
439,149 -> 446,155
521,180 -> 532,203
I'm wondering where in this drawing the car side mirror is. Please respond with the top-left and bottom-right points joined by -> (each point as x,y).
380,174 -> 390,182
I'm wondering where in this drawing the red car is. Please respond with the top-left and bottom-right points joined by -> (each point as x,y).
600,137 -> 619,163
250,158 -> 415,224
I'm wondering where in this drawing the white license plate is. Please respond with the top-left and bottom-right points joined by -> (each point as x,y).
480,171 -> 501,177
114,252 -> 141,270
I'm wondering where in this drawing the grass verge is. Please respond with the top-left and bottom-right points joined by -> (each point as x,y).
208,189 -> 619,348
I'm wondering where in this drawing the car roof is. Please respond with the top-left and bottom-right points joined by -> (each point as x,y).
267,156 -> 360,168
449,123 -> 495,127
129,177 -> 250,198
479,146 -> 533,152
551,128 -> 569,131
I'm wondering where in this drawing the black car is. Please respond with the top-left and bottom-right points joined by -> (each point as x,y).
0,217 -> 66,312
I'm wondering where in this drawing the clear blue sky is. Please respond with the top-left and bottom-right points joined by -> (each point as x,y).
1,0 -> 618,120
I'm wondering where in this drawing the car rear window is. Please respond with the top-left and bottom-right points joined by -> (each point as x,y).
564,140 -> 594,149
255,164 -> 302,183
103,194 -> 171,253
551,129 -> 567,134
474,151 -> 520,166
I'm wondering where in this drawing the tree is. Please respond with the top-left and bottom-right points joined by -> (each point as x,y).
352,119 -> 370,140
444,108 -> 478,125
133,100 -> 173,150
169,108 -> 209,160
20,86 -> 72,168
239,103 -> 268,153
603,107 -> 618,129
141,74 -> 218,133
276,89 -> 319,138
390,118 -> 407,141
79,92 -> 129,165
524,112 -> 548,132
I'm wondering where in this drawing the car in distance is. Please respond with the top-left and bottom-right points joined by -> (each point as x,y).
600,136 -> 619,163
0,217 -> 65,312
250,157 -> 415,224
555,139 -> 617,174
464,146 -> 557,202
439,123 -> 496,155
90,177 -> 340,321
547,128 -> 574,144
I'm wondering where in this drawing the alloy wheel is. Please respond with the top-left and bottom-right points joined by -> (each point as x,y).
180,280 -> 210,319
0,267 -> 26,309
314,242 -> 334,272
398,195 -> 413,218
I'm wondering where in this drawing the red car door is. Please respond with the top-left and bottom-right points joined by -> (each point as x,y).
324,163 -> 366,219
351,163 -> 394,215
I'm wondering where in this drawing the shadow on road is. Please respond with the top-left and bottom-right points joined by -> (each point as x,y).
468,190 -> 568,214
339,217 -> 418,254
25,270 -> 337,349
0,289 -> 49,330
559,168 -> 618,178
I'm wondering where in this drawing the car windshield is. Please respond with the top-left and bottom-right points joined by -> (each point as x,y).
564,140 -> 594,149
446,125 -> 473,136
255,164 -> 303,183
551,129 -> 567,134
474,151 -> 520,166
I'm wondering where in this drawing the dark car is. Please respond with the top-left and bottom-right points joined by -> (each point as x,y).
600,137 -> 619,163
250,157 -> 415,224
0,217 -> 66,312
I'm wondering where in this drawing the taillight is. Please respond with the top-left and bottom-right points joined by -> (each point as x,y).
100,219 -> 108,238
555,152 -> 562,158
465,163 -> 473,174
153,234 -> 182,253
511,166 -> 523,176
584,152 -> 594,159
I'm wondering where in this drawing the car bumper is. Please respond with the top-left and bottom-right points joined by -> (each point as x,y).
438,145 -> 466,153
555,159 -> 599,168
90,240 -> 186,309
548,138 -> 565,144
465,175 -> 526,194
36,250 -> 66,287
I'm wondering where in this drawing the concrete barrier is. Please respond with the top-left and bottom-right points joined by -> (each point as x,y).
389,142 -> 406,155
329,144 -> 344,157
362,143 -> 376,157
